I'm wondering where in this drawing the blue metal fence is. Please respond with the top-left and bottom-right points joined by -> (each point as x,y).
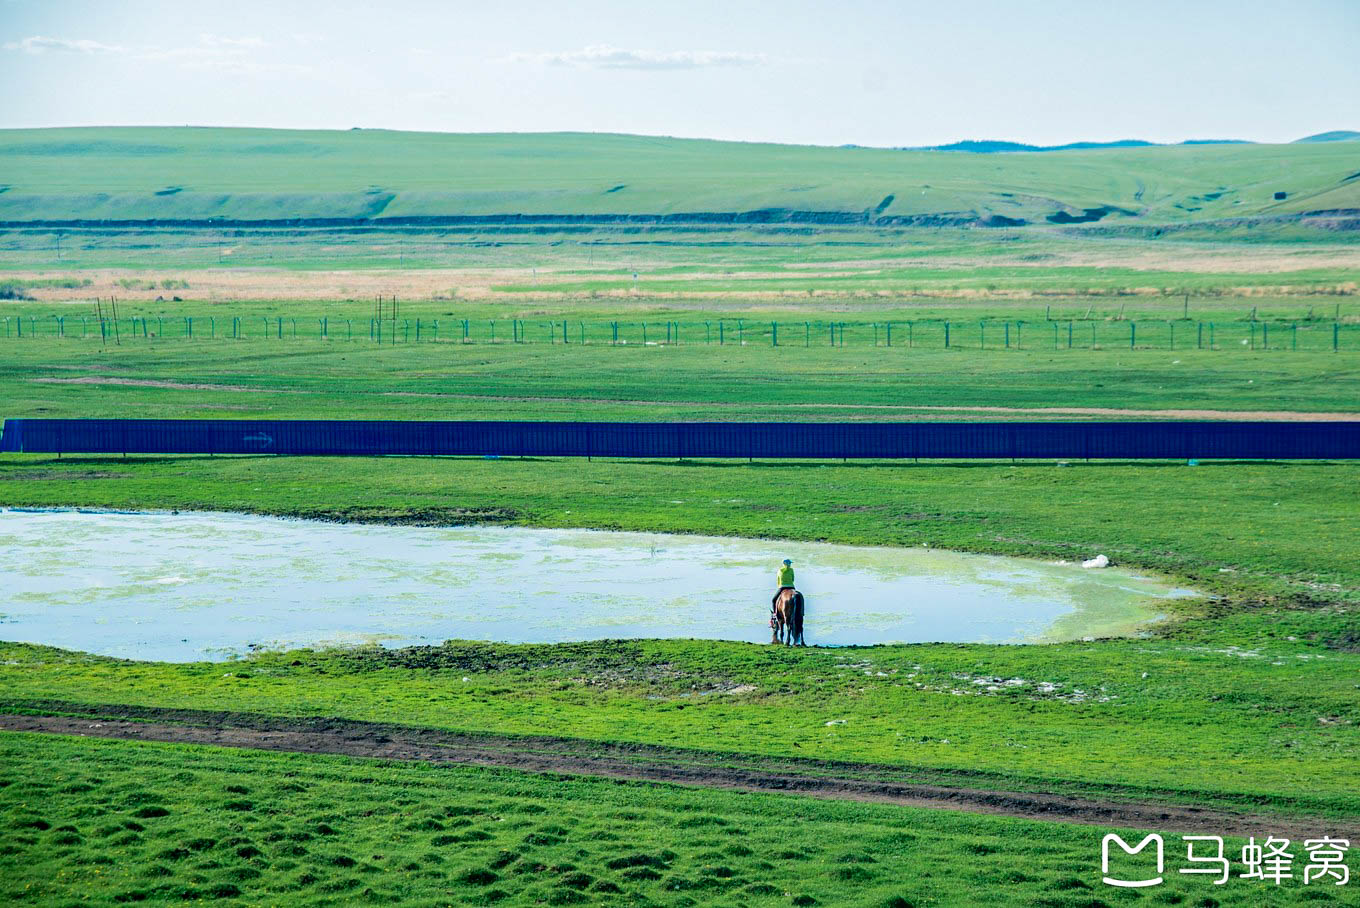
2,419 -> 1356,459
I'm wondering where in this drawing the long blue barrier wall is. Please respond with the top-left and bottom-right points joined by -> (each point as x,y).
2,419 -> 1356,459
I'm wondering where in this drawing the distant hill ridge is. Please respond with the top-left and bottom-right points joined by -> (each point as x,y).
912,132 -> 1358,152
0,126 -> 1356,228
918,139 -> 1253,153
1294,130 -> 1360,144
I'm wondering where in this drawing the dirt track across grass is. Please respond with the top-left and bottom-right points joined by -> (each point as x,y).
3,707 -> 1354,839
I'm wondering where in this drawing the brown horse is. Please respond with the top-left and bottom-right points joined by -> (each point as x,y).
771,588 -> 805,646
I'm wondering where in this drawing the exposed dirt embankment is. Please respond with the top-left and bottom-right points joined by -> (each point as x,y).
3,208 -> 1353,233
3,706 -> 1355,839
0,209 -> 981,230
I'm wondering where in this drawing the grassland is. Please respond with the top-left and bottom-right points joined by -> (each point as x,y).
10,731 -> 1341,908
2,126 -> 1358,904
3,127 -> 1359,223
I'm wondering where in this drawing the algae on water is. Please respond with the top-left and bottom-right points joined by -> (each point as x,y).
0,509 -> 1195,661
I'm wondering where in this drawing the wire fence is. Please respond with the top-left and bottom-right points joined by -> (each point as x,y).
1,313 -> 1355,352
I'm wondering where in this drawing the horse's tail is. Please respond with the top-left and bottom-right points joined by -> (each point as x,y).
793,592 -> 805,639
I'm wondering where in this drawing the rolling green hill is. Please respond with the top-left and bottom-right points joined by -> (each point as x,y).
0,126 -> 1356,226
1294,129 -> 1360,143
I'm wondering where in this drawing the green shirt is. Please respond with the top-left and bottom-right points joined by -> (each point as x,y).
777,565 -> 795,587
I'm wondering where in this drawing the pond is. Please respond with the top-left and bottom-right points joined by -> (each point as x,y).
0,509 -> 1197,661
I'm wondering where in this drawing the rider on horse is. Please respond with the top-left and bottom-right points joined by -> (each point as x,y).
770,558 -> 805,645
772,559 -> 795,612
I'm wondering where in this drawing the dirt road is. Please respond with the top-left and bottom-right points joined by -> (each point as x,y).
3,706 -> 1353,839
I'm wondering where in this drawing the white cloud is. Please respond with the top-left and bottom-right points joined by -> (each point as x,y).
504,44 -> 766,70
3,35 -> 126,55
1,32 -> 292,74
137,34 -> 309,76
197,34 -> 266,49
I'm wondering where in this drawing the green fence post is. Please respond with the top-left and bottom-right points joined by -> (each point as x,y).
1004,321 -> 1009,348
738,319 -> 743,345
907,321 -> 913,348
416,318 -> 421,342
1053,322 -> 1058,349
1209,322 -> 1214,349
1335,322 -> 1340,352
1197,322 -> 1202,349
1067,320 -> 1073,348
718,321 -> 724,345
772,321 -> 778,346
805,321 -> 810,347
1130,322 -> 1136,349
705,321 -> 711,344
945,321 -> 950,348
874,322 -> 879,347
980,321 -> 985,349
1250,322 -> 1256,350
1169,321 -> 1174,350
1292,323 -> 1297,351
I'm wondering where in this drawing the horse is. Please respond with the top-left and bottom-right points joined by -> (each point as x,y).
771,588 -> 806,646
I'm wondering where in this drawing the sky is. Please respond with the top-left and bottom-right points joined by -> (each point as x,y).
1,0 -> 1357,147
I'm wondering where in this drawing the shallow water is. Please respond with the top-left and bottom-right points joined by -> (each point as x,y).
0,509 -> 1196,661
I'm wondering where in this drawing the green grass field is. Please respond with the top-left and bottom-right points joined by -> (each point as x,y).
10,731 -> 1338,908
2,126 -> 1358,905
3,127 -> 1358,223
